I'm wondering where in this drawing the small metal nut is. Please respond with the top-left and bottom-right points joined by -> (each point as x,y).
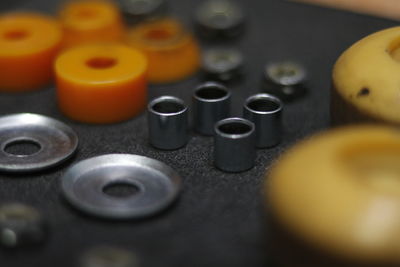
202,48 -> 243,82
0,203 -> 47,248
195,0 -> 245,38
262,61 -> 307,102
119,0 -> 167,23
80,246 -> 139,267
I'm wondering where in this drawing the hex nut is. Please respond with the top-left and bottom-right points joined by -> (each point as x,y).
195,0 -> 245,39
262,61 -> 307,102
0,203 -> 47,248
202,48 -> 243,82
118,0 -> 167,23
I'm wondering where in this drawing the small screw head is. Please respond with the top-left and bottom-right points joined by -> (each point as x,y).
0,203 -> 47,248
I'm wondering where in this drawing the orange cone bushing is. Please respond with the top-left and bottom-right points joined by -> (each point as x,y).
55,43 -> 148,124
59,0 -> 125,49
126,18 -> 200,84
0,13 -> 62,91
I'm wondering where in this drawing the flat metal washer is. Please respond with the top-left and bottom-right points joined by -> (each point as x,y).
0,113 -> 78,173
61,154 -> 182,219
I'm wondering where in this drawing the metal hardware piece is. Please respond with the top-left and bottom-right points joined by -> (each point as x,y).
80,245 -> 139,267
147,96 -> 189,150
263,61 -> 307,102
202,48 -> 243,82
62,154 -> 182,219
193,82 -> 231,135
0,203 -> 47,248
195,0 -> 245,38
243,93 -> 283,148
0,113 -> 78,173
214,117 -> 255,172
119,0 -> 167,23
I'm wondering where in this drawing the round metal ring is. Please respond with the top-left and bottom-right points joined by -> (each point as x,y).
0,113 -> 78,173
61,154 -> 182,219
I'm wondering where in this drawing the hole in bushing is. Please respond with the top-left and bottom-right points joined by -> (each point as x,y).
4,140 -> 41,156
102,182 -> 140,198
4,30 -> 29,41
145,28 -> 173,41
218,121 -> 251,135
196,86 -> 228,100
152,100 -> 185,114
86,57 -> 117,69
247,98 -> 280,112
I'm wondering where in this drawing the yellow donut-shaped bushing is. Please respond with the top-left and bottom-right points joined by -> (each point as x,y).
126,18 -> 200,84
332,26 -> 400,126
0,13 -> 62,91
55,43 -> 147,124
59,0 -> 125,49
267,125 -> 400,265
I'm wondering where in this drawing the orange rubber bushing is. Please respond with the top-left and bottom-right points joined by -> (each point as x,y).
0,13 -> 62,91
126,18 -> 200,84
59,0 -> 125,49
55,43 -> 148,123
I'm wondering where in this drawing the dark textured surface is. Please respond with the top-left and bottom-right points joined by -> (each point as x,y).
0,0 -> 398,266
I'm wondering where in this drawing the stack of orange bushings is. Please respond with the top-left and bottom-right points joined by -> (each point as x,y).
0,0 -> 200,123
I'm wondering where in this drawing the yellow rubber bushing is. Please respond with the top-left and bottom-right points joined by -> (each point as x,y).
0,13 -> 62,91
126,18 -> 200,84
332,26 -> 400,126
55,43 -> 148,124
267,125 -> 400,265
59,0 -> 125,49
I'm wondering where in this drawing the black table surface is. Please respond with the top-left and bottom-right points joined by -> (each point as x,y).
0,0 -> 398,266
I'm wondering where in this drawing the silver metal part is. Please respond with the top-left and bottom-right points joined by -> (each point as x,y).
81,245 -> 139,267
147,96 -> 189,150
0,203 -> 47,248
214,117 -> 255,172
0,113 -> 78,173
62,154 -> 182,219
119,0 -> 166,23
243,94 -> 283,148
263,61 -> 307,101
202,48 -> 243,82
195,0 -> 245,38
193,82 -> 231,135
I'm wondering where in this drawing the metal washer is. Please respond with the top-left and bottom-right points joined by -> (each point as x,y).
0,113 -> 78,173
61,154 -> 182,219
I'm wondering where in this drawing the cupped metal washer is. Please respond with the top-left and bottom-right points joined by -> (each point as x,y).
0,113 -> 78,173
61,154 -> 182,219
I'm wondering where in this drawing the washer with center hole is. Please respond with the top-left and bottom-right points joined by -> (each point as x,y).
0,113 -> 78,173
61,154 -> 182,219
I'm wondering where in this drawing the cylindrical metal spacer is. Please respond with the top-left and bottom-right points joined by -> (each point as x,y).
147,96 -> 189,150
